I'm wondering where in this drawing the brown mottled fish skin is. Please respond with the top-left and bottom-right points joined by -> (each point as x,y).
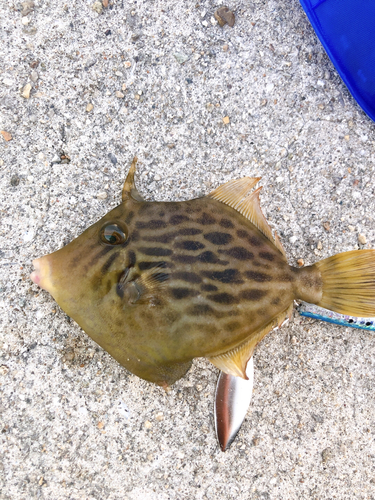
32,158 -> 367,387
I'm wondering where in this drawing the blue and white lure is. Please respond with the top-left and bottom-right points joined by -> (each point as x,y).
297,301 -> 375,331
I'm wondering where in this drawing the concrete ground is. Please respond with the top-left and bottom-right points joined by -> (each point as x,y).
1,0 -> 375,498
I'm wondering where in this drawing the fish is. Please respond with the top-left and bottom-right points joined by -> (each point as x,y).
30,157 -> 375,389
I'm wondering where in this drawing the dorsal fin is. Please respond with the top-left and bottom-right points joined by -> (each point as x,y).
122,157 -> 144,202
237,187 -> 274,243
209,177 -> 261,209
209,177 -> 286,255
207,304 -> 293,378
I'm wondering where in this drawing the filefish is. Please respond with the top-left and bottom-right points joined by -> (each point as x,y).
30,158 -> 375,387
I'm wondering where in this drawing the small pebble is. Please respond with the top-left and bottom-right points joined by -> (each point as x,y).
22,16 -> 30,25
115,91 -> 125,98
261,99 -> 267,106
291,336 -> 297,345
108,153 -> 117,164
174,52 -> 190,65
51,154 -> 61,164
155,412 -> 164,421
97,192 -> 108,200
323,221 -> 330,231
358,234 -> 367,245
144,420 -> 152,429
154,174 -> 161,181
1,131 -> 12,142
92,1 -> 103,14
86,103 -> 94,112
21,1 -> 34,16
134,94 -> 140,100
321,447 -> 333,463
222,44 -> 229,52
344,135 -> 350,141
124,61 -> 132,68
2,78 -> 14,86
63,350 -> 75,361
297,259 -> 304,267
122,83 -> 127,91
30,70 -> 38,82
206,103 -> 214,112
21,83 -> 32,98
214,6 -> 235,27
317,241 -> 323,250
97,421 -> 104,429
222,116 -> 230,124
0,365 -> 9,376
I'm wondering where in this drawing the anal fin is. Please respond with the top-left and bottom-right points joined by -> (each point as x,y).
208,304 -> 293,378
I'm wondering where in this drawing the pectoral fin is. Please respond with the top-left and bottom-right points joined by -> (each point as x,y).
118,264 -> 169,304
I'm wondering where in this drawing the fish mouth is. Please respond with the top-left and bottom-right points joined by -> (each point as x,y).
30,256 -> 53,293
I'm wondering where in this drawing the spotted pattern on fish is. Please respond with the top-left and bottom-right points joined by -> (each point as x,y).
37,179 -> 306,386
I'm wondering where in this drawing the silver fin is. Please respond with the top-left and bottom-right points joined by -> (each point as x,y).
214,357 -> 254,452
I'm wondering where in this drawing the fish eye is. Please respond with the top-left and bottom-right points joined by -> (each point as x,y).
100,223 -> 127,245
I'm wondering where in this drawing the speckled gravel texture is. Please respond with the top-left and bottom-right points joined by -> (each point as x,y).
1,0 -> 375,499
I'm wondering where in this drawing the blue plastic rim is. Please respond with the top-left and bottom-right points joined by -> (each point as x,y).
299,0 -> 375,122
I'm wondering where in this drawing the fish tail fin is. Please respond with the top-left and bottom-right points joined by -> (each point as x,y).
297,250 -> 375,317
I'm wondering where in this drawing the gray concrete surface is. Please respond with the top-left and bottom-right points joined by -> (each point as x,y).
1,0 -> 375,498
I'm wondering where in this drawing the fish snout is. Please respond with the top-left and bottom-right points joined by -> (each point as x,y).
30,255 -> 53,293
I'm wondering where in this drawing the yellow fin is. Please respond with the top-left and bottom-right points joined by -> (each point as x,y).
207,334 -> 258,378
208,304 -> 293,378
237,187 -> 274,243
122,157 -> 144,202
209,177 -> 261,209
315,249 -> 375,316
209,177 -> 285,254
